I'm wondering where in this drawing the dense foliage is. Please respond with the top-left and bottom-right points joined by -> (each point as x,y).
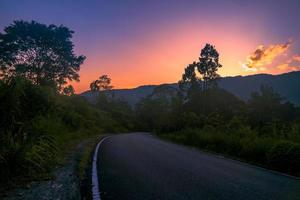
136,84 -> 300,175
135,45 -> 300,176
0,20 -> 85,91
0,21 -> 127,189
0,77 -> 126,187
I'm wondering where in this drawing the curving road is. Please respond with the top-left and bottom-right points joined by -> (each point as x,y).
97,133 -> 300,200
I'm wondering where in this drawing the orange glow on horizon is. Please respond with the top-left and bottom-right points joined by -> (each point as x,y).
72,20 -> 296,93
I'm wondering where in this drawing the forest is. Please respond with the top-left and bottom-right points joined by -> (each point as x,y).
0,20 -> 299,191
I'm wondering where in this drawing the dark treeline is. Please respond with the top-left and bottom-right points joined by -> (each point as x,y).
0,21 -> 128,188
1,20 -> 299,190
134,44 -> 300,176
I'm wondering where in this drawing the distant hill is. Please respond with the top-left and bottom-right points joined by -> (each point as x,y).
81,71 -> 300,106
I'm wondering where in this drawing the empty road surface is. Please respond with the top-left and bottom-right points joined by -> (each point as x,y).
97,133 -> 300,200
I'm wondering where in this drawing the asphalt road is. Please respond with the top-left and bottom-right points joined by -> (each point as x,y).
98,133 -> 300,200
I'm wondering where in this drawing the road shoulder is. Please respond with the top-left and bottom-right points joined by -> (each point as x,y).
4,135 -> 104,200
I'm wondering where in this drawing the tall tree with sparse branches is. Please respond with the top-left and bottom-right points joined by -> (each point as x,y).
197,44 -> 222,90
179,44 -> 222,92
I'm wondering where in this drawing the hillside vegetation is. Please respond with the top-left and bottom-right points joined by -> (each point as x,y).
0,21 -> 128,190
133,45 -> 300,176
82,71 -> 300,107
1,20 -> 300,193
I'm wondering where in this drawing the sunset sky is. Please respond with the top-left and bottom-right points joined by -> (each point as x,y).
1,0 -> 300,93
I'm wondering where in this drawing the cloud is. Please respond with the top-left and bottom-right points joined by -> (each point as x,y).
293,55 -> 300,62
277,63 -> 300,72
242,41 -> 291,71
277,63 -> 289,71
242,64 -> 257,72
276,54 -> 300,72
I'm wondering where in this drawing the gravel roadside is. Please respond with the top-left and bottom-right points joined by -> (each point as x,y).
4,135 -> 105,200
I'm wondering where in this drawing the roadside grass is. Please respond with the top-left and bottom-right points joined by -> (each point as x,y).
0,130 -> 103,197
2,133 -> 105,200
160,127 -> 300,177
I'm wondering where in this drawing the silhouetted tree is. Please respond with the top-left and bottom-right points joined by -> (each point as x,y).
247,85 -> 296,130
90,75 -> 113,92
178,62 -> 199,91
0,20 -> 86,90
197,44 -> 222,90
178,62 -> 202,103
179,44 -> 222,93
62,85 -> 75,96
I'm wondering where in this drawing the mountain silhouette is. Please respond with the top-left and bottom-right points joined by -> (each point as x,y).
81,71 -> 300,106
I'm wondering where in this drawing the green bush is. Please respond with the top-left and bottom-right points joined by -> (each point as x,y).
267,141 -> 300,174
240,137 -> 272,163
161,126 -> 300,175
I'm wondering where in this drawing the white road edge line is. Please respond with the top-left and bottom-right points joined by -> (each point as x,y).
92,137 -> 110,200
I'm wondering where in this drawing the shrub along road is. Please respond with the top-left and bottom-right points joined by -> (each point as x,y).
98,133 -> 300,200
